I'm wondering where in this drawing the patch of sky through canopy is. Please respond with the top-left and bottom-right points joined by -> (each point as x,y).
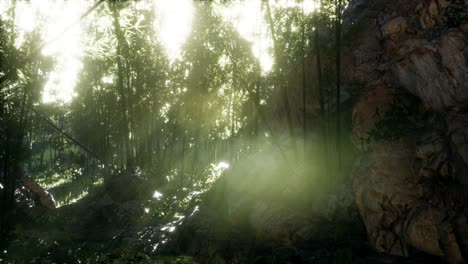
154,0 -> 194,62
215,0 -> 319,74
215,0 -> 273,74
1,0 -> 89,104
41,1 -> 87,104
0,0 -> 320,104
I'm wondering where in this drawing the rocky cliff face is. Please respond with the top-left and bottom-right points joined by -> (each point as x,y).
344,0 -> 468,262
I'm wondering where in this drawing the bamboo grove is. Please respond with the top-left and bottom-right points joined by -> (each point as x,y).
0,0 -> 350,241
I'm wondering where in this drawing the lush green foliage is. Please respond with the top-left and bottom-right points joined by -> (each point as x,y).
0,0 -> 354,262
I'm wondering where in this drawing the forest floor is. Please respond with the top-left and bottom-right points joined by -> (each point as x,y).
4,173 -> 442,264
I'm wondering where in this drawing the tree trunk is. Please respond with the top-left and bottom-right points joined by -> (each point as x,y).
314,8 -> 330,180
111,2 -> 133,169
265,1 -> 297,157
302,5 -> 308,161
335,0 -> 342,175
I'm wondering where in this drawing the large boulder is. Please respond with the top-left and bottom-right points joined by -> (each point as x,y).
16,177 -> 56,210
345,0 -> 468,262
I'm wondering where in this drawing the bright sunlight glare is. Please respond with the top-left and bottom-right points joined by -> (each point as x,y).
8,0 -> 88,104
153,191 -> 163,200
216,0 -> 318,74
2,0 -> 320,104
216,0 -> 273,73
154,0 -> 194,62
41,1 -> 87,104
216,161 -> 230,170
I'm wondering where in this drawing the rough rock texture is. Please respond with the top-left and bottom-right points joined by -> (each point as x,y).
15,177 -> 56,209
345,0 -> 468,262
